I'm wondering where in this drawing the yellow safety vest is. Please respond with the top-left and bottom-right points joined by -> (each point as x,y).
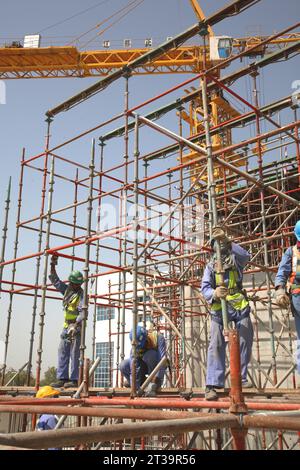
211,269 -> 249,312
63,292 -> 81,328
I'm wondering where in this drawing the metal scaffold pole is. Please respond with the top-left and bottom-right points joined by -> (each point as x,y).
0,176 -> 11,292
35,148 -> 55,390
79,139 -> 95,384
251,70 -> 278,386
28,117 -> 53,386
91,140 -> 105,370
131,114 -> 140,399
120,73 -> 130,384
200,44 -> 229,336
1,151 -> 24,385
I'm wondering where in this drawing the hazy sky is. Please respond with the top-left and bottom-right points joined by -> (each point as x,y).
0,0 -> 299,376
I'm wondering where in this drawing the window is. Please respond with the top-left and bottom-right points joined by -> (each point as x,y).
96,305 -> 115,321
123,39 -> 132,48
94,342 -> 114,388
137,295 -> 150,303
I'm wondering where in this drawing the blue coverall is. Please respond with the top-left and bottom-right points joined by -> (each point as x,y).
275,246 -> 300,374
201,243 -> 253,388
120,333 -> 167,388
49,273 -> 84,382
36,414 -> 60,450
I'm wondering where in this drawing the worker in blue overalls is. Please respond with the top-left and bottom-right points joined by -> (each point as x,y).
36,386 -> 61,450
49,254 -> 85,389
120,322 -> 166,397
275,220 -> 300,385
201,226 -> 253,400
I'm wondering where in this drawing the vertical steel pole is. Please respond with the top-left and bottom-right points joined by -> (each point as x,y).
142,160 -> 149,327
80,358 -> 90,442
1,150 -> 25,385
131,114 -> 140,399
0,176 -> 11,291
120,74 -> 130,382
200,32 -> 229,335
78,139 -> 95,384
28,118 -> 52,386
71,169 -> 79,272
0,177 -> 12,384
251,70 -> 277,385
35,149 -> 55,390
91,141 -> 104,377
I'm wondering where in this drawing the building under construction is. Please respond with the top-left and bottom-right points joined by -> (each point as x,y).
0,0 -> 300,451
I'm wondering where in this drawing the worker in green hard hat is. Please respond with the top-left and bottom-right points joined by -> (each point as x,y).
48,253 -> 85,389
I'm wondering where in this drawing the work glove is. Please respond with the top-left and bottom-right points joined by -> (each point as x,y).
144,378 -> 162,397
214,286 -> 228,300
211,226 -> 229,242
66,323 -> 79,341
275,287 -> 290,309
50,254 -> 58,266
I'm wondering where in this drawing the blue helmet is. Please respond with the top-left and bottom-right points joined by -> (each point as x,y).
295,221 -> 300,241
129,325 -> 147,349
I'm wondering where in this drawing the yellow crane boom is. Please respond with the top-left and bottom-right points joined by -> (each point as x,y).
0,33 -> 299,79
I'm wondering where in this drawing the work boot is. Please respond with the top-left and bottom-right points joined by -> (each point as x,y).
63,380 -> 78,389
205,386 -> 218,401
242,381 -> 253,389
50,380 -> 66,389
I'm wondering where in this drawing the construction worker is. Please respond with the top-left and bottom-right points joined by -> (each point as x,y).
49,254 -> 85,389
275,220 -> 300,383
201,226 -> 253,401
36,386 -> 61,450
119,322 -> 166,397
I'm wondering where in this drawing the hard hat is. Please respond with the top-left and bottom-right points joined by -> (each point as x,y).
294,221 -> 300,241
68,270 -> 84,285
129,325 -> 147,349
36,386 -> 60,399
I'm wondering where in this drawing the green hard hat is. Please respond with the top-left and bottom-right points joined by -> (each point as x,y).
68,270 -> 84,285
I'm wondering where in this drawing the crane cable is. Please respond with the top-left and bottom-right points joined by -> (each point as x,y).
38,0 -> 113,34
69,0 -> 145,49
80,0 -> 145,50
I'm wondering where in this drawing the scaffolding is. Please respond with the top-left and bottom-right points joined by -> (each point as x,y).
0,0 -> 300,451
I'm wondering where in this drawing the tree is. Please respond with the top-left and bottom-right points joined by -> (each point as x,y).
4,367 -> 35,386
40,366 -> 57,386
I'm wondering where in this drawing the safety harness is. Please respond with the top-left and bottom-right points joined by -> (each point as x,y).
211,268 -> 249,312
289,245 -> 300,294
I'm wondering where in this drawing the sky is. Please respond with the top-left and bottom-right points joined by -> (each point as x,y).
0,0 -> 299,376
